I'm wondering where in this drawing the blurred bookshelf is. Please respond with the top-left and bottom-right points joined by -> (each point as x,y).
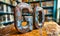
22,0 -> 57,22
0,0 -> 16,26
41,0 -> 57,22
0,1 -> 15,7
0,0 -> 57,27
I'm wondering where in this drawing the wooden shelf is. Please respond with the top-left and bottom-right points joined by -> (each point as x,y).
0,1 -> 15,8
45,14 -> 52,16
41,0 -> 54,2
42,6 -> 53,9
25,0 -> 54,3
0,12 -> 14,15
1,21 -> 14,25
26,1 -> 40,3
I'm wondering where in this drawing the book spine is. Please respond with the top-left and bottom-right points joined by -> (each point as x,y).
3,5 -> 8,22
8,6 -> 11,21
18,0 -> 22,2
4,5 -> 6,12
0,4 -> 3,11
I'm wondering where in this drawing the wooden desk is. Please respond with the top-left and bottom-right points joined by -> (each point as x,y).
0,21 -> 59,36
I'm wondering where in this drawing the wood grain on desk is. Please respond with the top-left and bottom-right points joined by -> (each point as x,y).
0,21 -> 59,36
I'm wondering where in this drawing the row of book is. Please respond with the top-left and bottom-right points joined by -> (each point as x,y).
41,1 -> 53,21
0,4 -> 14,13
44,8 -> 53,21
0,4 -> 14,24
22,0 -> 39,2
0,15 -> 14,22
45,16 -> 53,21
22,0 -> 54,2
30,3 -> 40,8
44,9 -> 53,15
27,1 -> 53,9
0,0 -> 54,24
0,0 -> 54,6
0,2 -> 53,21
41,1 -> 53,7
0,0 -> 54,7
29,2 -> 53,21
0,0 -> 17,6
44,9 -> 53,21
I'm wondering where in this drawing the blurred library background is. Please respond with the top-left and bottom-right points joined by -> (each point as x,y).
0,0 -> 60,28
0,0 -> 60,36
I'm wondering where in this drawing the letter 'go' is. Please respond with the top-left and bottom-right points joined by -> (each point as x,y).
14,3 -> 44,33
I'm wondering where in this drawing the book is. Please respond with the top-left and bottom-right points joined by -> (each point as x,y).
0,15 -> 5,28
41,2 -> 46,7
44,9 -> 47,15
14,1 -> 17,6
44,9 -> 52,15
0,4 -> 4,12
5,15 -> 8,22
8,6 -> 11,13
8,6 -> 14,21
45,16 -> 53,21
1,15 -> 14,23
47,16 -> 53,20
47,9 -> 52,14
0,16 -> 3,22
35,3 -> 40,7
0,15 -> 9,23
10,1 -> 17,6
3,15 -> 6,22
30,3 -> 40,8
46,1 -> 53,7
0,15 -> 8,22
18,0 -> 22,2
11,8 -> 14,13
0,4 -> 7,12
7,15 -> 10,21
5,0 -> 11,4
30,3 -> 35,8
4,5 -> 7,12
41,1 -> 53,7
10,15 -> 14,21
